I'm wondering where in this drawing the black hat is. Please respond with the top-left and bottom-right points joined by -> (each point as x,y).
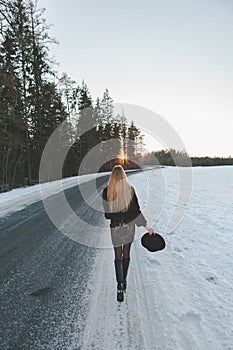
141,232 -> 166,252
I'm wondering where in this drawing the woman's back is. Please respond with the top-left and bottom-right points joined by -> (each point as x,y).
102,185 -> 147,228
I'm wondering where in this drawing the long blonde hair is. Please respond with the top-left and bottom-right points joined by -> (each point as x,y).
107,165 -> 132,212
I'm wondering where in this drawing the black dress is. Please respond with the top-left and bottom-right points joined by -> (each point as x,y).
102,186 -> 147,246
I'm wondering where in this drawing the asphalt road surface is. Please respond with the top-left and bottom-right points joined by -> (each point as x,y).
0,174 -> 112,350
0,171 -> 140,350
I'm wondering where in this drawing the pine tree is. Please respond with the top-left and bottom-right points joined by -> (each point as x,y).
0,41 -> 25,188
76,80 -> 96,172
31,81 -> 68,178
100,88 -> 114,124
100,88 -> 114,141
127,121 -> 135,161
0,0 -> 67,184
0,0 -> 34,183
111,117 -> 121,165
127,121 -> 144,161
58,72 -> 77,141
94,97 -> 104,141
120,109 -> 127,165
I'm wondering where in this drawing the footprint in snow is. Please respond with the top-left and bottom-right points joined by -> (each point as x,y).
147,257 -> 161,267
173,246 -> 183,253
181,311 -> 201,326
205,276 -> 217,284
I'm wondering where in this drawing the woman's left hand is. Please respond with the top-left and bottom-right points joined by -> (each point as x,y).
146,226 -> 155,235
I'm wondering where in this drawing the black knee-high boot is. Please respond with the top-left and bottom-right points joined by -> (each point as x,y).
114,259 -> 124,302
123,257 -> 130,291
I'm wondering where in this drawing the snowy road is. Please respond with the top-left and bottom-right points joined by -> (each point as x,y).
1,166 -> 233,349
0,175 -> 111,350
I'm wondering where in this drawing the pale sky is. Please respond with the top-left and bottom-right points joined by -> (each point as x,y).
39,0 -> 233,157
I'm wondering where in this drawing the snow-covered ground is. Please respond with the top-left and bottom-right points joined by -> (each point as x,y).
77,166 -> 233,350
1,166 -> 233,349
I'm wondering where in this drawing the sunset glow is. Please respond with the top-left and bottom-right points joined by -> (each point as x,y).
117,150 -> 128,163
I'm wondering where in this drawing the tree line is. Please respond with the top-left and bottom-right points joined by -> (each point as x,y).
144,149 -> 233,167
0,0 -> 144,192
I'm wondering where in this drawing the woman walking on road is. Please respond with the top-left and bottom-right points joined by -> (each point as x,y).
102,165 -> 154,302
